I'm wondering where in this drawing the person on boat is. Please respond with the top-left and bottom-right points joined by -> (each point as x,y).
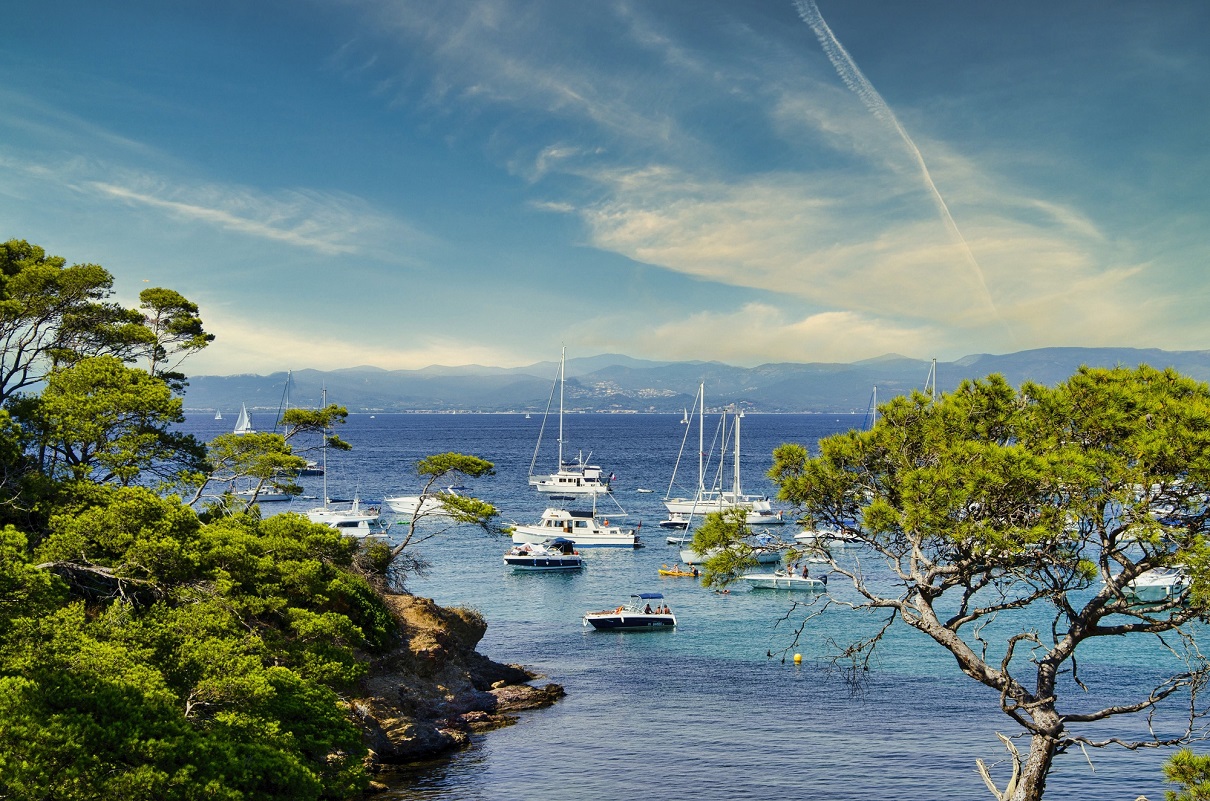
644,603 -> 653,614
802,565 -> 810,578
691,566 -> 699,577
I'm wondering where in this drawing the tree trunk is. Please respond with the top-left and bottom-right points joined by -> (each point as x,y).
1009,734 -> 1059,801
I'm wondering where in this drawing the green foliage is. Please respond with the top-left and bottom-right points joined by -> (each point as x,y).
0,241 -> 394,799
138,287 -> 214,390
1166,749 -> 1210,801
18,355 -> 207,487
769,365 -> 1210,799
3,487 -> 392,798
390,453 -> 498,569
692,508 -> 759,588
0,239 -> 158,404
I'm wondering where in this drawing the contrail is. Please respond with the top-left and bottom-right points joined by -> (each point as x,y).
793,0 -> 1002,320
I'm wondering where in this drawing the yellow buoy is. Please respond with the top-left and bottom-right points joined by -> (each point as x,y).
793,653 -> 802,664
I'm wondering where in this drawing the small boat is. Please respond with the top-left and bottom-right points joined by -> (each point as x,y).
658,564 -> 699,577
740,569 -> 827,592
233,403 -> 255,435
583,593 -> 676,630
322,516 -> 389,539
384,486 -> 461,519
1120,566 -> 1188,604
234,486 -> 291,503
298,460 -> 324,476
659,513 -> 691,529
511,507 -> 640,548
307,497 -> 384,532
503,538 -> 585,571
794,525 -> 860,546
636,488 -> 654,494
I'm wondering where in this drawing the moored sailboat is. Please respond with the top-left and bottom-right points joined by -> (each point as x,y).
528,347 -> 612,498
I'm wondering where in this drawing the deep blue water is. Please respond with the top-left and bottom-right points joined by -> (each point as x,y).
185,410 -> 1187,800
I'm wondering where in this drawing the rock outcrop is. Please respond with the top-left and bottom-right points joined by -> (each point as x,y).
352,592 -> 564,769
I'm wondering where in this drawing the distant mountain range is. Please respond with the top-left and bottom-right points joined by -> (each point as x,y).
182,347 -> 1210,415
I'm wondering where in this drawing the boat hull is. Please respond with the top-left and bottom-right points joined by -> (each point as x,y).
504,556 -> 584,571
741,573 -> 826,591
583,613 -> 676,631
513,529 -> 637,547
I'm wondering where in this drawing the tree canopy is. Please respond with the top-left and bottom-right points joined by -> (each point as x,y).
731,365 -> 1210,801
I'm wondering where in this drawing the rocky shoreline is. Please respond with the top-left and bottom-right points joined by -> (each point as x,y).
351,592 -> 564,783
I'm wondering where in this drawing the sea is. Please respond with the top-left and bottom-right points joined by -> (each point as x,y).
183,410 -> 1189,800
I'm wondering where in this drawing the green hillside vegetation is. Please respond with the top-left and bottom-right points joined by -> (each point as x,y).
0,240 -> 493,800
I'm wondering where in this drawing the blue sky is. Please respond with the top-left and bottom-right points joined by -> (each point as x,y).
4,1 -> 1208,375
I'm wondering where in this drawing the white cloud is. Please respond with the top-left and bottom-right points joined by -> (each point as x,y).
580,303 -> 939,366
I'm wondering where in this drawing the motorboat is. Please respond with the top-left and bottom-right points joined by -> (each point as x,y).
583,593 -> 676,630
306,497 -> 384,532
510,507 -> 639,548
322,515 -> 389,539
659,513 -> 691,529
528,348 -> 612,498
234,486 -> 291,503
1120,566 -> 1188,604
663,385 -> 782,525
794,525 -> 860,547
384,486 -> 461,519
740,569 -> 827,592
503,538 -> 585,571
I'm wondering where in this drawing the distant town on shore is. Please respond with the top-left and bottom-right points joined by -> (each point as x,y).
183,347 -> 1210,415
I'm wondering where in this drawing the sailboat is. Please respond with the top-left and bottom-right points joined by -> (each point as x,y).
305,388 -> 385,538
527,347 -> 612,497
662,384 -> 782,526
214,410 -> 222,420
233,403 -> 254,435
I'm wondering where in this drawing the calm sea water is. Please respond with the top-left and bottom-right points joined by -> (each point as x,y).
185,411 -> 1185,800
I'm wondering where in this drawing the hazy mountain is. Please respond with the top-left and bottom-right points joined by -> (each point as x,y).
183,348 -> 1210,414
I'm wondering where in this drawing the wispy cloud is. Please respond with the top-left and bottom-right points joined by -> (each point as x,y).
792,0 -> 999,322
582,302 -> 939,365
0,146 -> 434,264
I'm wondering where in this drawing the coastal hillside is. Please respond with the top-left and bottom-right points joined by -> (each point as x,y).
183,347 -> 1210,414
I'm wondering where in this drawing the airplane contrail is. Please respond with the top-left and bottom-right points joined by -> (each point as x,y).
793,0 -> 1002,321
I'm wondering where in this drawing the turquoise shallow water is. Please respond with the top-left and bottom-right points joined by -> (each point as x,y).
186,411 -> 1188,799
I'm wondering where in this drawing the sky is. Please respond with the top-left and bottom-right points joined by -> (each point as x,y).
3,0 -> 1208,375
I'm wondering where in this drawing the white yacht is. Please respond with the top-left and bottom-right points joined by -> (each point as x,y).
384,486 -> 461,519
528,348 -> 612,498
510,508 -> 639,548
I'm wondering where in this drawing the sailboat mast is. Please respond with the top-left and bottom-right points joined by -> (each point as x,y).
557,347 -> 565,469
697,383 -> 705,498
733,407 -> 742,496
321,386 -> 329,506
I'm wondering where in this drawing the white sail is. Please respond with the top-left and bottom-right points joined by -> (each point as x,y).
233,403 -> 254,435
